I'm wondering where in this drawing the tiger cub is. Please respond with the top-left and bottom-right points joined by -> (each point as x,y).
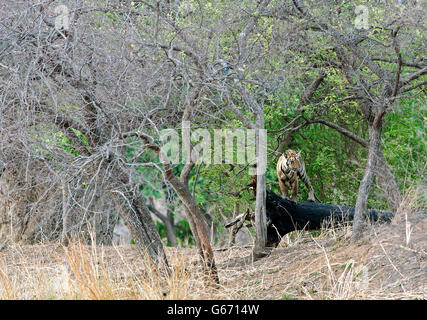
276,149 -> 319,202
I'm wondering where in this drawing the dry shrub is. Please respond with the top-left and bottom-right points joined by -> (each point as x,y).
0,240 -> 206,300
0,261 -> 16,299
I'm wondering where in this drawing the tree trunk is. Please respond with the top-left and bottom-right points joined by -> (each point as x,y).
253,115 -> 268,258
352,121 -> 383,242
130,131 -> 219,284
168,181 -> 219,284
228,203 -> 240,246
178,116 -> 219,283
150,197 -> 178,247
110,192 -> 169,267
183,206 -> 204,257
374,150 -> 402,214
225,190 -> 393,247
254,172 -> 268,257
164,211 -> 177,247
162,162 -> 219,283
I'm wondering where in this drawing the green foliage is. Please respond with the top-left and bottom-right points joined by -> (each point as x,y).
148,91 -> 425,245
383,96 -> 426,187
281,295 -> 298,300
265,89 -> 425,210
55,131 -> 78,156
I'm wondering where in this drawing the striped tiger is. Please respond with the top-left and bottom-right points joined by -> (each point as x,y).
276,149 -> 320,202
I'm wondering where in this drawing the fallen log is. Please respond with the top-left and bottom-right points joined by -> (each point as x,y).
226,190 -> 393,247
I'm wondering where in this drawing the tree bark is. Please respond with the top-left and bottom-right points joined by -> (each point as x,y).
374,150 -> 402,214
225,190 -> 393,247
351,121 -> 383,242
228,203 -> 240,246
254,172 -> 268,257
164,210 -> 178,247
123,131 -> 219,284
177,91 -> 219,283
166,170 -> 219,284
253,115 -> 268,258
111,194 -> 167,264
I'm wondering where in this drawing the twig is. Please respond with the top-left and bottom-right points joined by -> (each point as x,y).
0,239 -> 10,252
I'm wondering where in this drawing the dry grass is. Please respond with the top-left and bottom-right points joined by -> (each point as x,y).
0,191 -> 425,300
0,241 -> 210,300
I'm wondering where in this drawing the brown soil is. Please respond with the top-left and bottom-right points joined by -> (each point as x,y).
0,208 -> 425,300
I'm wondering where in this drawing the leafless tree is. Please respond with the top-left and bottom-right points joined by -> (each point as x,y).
0,0 -> 169,268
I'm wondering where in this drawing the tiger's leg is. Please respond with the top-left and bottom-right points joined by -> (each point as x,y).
291,179 -> 298,202
278,178 -> 289,199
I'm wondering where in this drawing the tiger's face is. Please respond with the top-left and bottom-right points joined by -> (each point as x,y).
282,150 -> 301,171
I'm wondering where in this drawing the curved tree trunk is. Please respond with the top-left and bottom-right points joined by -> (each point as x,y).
352,121 -> 383,242
169,175 -> 219,284
374,150 -> 402,214
164,211 -> 178,247
176,113 -> 219,284
123,128 -> 219,284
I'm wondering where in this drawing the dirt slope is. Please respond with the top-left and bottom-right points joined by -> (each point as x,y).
0,208 -> 425,300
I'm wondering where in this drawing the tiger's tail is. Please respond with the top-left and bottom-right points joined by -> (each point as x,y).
297,160 -> 321,202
